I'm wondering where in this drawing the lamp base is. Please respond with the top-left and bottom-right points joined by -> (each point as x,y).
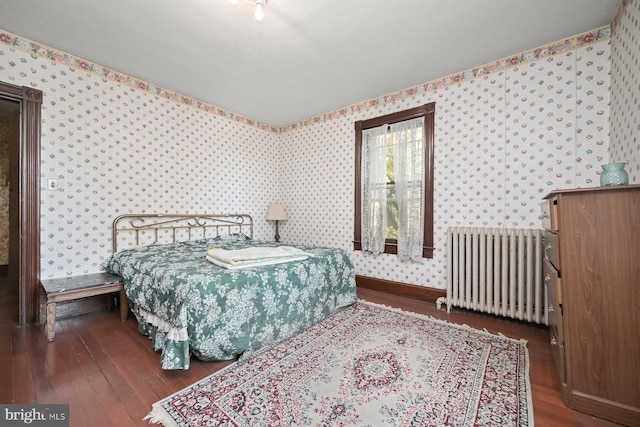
274,220 -> 280,243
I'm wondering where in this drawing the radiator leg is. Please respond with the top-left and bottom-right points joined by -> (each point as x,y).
436,296 -> 447,311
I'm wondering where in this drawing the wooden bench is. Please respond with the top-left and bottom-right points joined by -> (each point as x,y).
39,272 -> 128,341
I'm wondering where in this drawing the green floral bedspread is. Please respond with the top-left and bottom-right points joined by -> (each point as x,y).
103,235 -> 357,370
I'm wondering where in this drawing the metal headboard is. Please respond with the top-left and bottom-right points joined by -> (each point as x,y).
112,213 -> 254,253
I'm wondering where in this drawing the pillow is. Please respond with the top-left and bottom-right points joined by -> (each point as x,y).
215,232 -> 252,242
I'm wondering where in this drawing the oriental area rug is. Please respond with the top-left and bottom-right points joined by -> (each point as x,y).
146,301 -> 533,426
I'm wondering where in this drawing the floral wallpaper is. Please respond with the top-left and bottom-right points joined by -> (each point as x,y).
610,0 -> 640,181
279,40 -> 612,288
0,3 -> 637,289
0,40 -> 279,278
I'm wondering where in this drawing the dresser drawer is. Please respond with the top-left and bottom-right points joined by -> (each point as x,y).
544,230 -> 560,270
541,197 -> 558,231
550,329 -> 566,385
544,257 -> 564,384
542,259 -> 562,320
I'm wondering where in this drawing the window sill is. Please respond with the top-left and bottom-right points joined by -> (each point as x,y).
353,241 -> 433,259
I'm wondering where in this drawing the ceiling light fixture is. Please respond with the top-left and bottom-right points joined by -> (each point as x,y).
229,0 -> 268,22
254,0 -> 266,22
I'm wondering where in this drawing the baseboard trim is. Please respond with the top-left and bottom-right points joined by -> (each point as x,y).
356,275 -> 445,303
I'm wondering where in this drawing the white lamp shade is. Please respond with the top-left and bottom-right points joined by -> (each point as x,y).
266,203 -> 287,221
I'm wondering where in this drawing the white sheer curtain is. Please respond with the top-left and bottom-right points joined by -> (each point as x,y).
361,116 -> 424,260
391,117 -> 424,261
361,125 -> 389,255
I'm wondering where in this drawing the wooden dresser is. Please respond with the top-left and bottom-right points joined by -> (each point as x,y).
542,185 -> 640,426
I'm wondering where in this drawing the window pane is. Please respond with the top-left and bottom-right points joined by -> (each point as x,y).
353,102 -> 434,259
386,184 -> 397,239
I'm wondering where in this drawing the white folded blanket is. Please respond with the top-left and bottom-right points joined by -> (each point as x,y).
206,246 -> 314,270
206,254 -> 310,270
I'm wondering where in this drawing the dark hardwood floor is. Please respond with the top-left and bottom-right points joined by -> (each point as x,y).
0,277 -> 621,426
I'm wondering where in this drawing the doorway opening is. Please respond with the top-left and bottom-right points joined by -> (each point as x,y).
0,82 -> 42,325
0,99 -> 20,289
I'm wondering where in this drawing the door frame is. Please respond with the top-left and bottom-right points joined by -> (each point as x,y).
1,82 -> 42,325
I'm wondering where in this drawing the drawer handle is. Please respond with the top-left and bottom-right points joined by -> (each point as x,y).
548,304 -> 554,313
550,337 -> 557,345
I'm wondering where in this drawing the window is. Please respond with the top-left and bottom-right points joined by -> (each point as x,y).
354,103 -> 434,259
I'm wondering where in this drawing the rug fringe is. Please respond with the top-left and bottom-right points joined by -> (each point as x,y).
143,405 -> 178,427
357,299 -> 529,346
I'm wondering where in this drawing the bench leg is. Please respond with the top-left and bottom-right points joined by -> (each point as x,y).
46,302 -> 56,341
119,290 -> 128,321
39,287 -> 47,325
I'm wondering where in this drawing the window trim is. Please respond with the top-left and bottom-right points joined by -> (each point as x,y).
354,103 -> 435,258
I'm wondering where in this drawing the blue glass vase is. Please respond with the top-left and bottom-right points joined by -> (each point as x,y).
600,162 -> 629,186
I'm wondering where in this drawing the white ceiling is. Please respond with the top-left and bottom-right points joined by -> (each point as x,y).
0,0 -> 621,127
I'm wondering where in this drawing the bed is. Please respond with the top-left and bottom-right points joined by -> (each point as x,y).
103,214 -> 357,370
